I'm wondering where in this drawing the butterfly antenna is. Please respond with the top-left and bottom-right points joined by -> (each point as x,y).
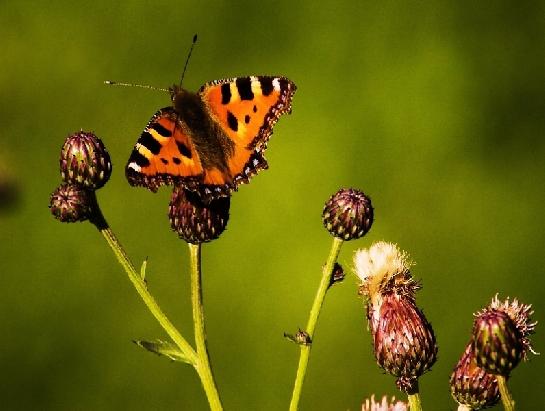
104,81 -> 169,93
179,34 -> 198,87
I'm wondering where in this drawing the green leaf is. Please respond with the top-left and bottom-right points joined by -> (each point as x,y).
133,339 -> 191,364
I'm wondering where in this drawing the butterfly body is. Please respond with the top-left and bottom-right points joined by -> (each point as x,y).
126,76 -> 296,201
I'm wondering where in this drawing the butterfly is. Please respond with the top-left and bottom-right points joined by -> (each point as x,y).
125,76 -> 296,202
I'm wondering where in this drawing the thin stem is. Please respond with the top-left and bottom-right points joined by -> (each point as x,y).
89,197 -> 198,366
497,375 -> 515,411
189,243 -> 223,411
407,392 -> 423,411
289,237 -> 344,411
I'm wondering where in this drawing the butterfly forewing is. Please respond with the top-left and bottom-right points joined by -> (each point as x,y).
126,108 -> 203,192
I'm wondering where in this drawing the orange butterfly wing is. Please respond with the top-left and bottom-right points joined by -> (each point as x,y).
198,76 -> 296,186
126,108 -> 204,192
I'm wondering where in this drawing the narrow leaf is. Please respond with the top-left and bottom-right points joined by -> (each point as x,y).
133,339 -> 191,364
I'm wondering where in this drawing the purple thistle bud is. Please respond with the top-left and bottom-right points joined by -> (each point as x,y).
169,185 -> 230,244
322,188 -> 373,241
60,131 -> 112,189
450,342 -> 500,409
355,242 -> 437,394
49,183 -> 93,223
472,295 -> 537,377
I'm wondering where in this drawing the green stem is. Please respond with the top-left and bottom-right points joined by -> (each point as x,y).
497,375 -> 515,411
289,237 -> 344,411
189,243 -> 223,411
408,392 -> 423,411
88,194 -> 196,355
94,220 -> 198,366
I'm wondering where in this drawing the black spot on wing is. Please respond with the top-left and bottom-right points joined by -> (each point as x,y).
227,111 -> 238,132
245,115 -> 250,124
221,83 -> 231,105
139,131 -> 162,155
129,150 -> 150,167
253,105 -> 257,113
236,77 -> 254,100
176,141 -> 192,158
259,77 -> 274,96
151,122 -> 172,137
172,157 -> 182,165
160,158 -> 168,165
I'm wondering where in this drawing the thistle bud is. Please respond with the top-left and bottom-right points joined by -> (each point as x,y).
169,186 -> 230,244
322,188 -> 373,241
329,262 -> 345,287
355,242 -> 437,393
362,395 -> 407,411
450,342 -> 500,409
60,131 -> 112,189
49,183 -> 93,223
472,295 -> 536,377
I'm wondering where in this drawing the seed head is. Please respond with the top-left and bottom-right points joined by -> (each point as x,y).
355,242 -> 437,393
49,183 -> 93,223
60,131 -> 112,189
472,295 -> 537,376
322,188 -> 373,241
450,342 -> 500,409
169,185 -> 230,244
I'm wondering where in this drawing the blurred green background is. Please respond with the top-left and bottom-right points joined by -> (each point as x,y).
1,1 -> 544,409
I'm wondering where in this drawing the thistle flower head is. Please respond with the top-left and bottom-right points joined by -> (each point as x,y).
354,242 -> 437,393
322,188 -> 373,241
472,295 -> 537,376
450,342 -> 500,409
169,185 -> 230,244
362,395 -> 407,411
355,241 -> 418,305
60,131 -> 112,189
49,183 -> 93,223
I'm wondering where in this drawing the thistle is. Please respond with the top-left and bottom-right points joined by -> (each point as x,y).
450,342 -> 500,410
289,187 -> 374,411
169,185 -> 230,244
49,183 -> 93,223
362,394 -> 408,411
469,295 -> 537,411
322,188 -> 373,241
355,241 -> 437,404
60,130 -> 112,189
472,295 -> 537,377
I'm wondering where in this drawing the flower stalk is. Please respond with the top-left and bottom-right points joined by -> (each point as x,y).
90,194 -> 223,409
189,243 -> 223,411
407,391 -> 422,411
497,375 -> 515,411
289,236 -> 344,411
89,198 -> 197,364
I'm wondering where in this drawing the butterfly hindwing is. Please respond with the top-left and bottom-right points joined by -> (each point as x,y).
198,76 -> 296,182
126,107 -> 204,192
